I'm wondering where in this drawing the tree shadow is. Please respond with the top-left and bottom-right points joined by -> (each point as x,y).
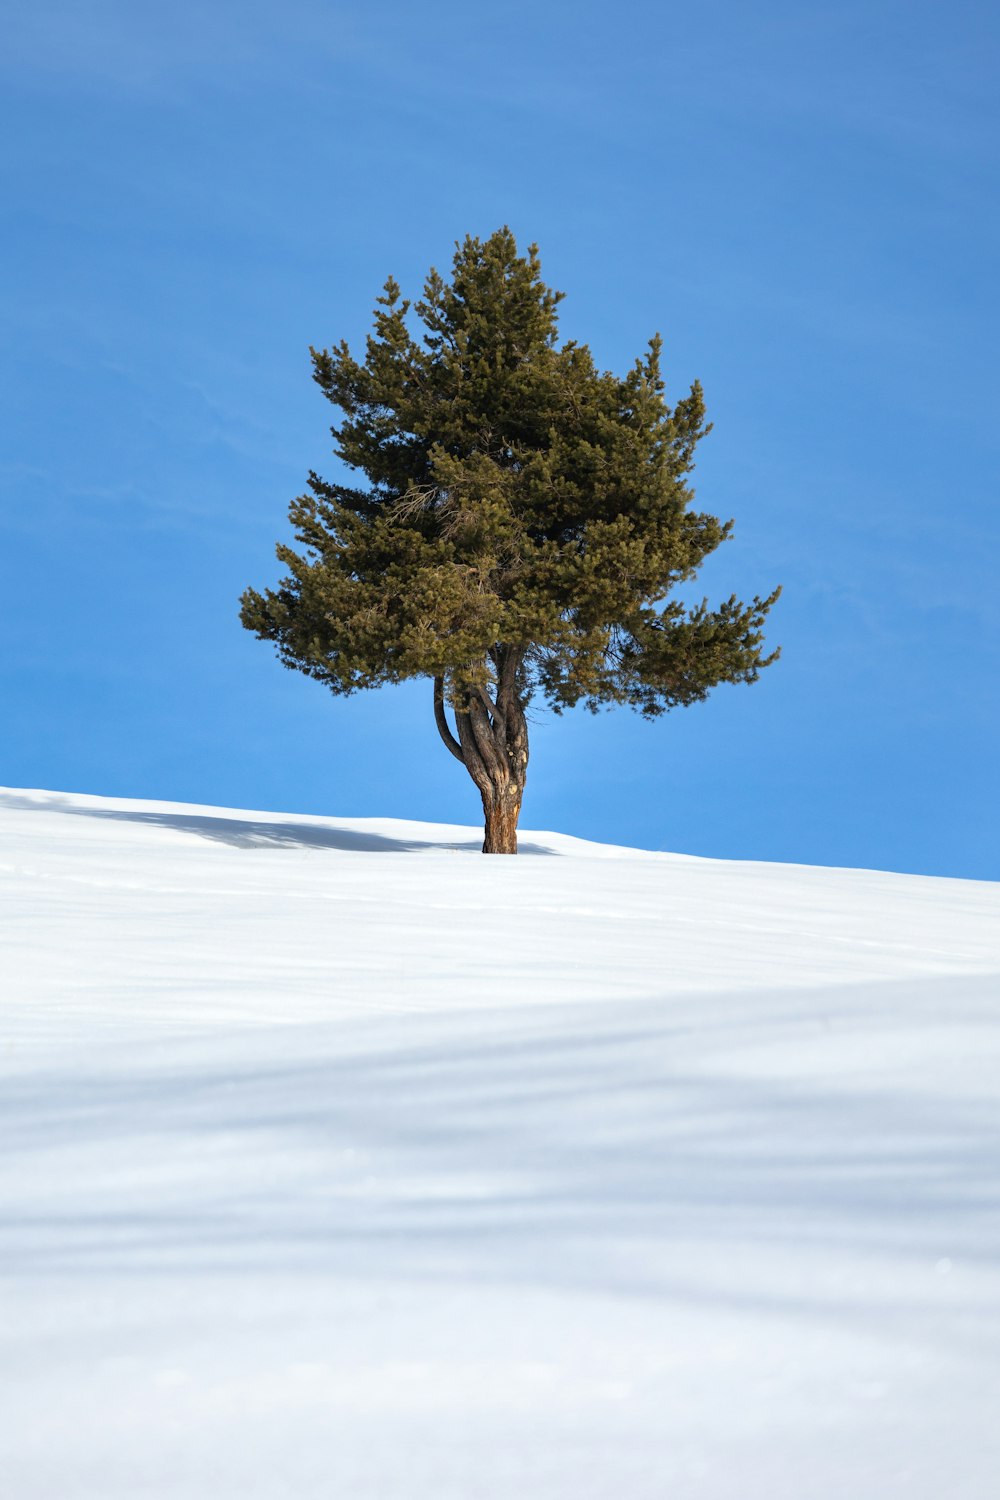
0,792 -> 558,855
5,980 -> 1000,1357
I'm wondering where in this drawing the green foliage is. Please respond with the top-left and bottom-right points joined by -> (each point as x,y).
241,227 -> 779,717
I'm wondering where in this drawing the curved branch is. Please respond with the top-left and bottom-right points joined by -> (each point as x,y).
433,676 -> 465,764
455,704 -> 494,800
469,694 -> 510,786
477,684 -> 506,737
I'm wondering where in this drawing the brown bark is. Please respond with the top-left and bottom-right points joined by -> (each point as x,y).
433,654 -> 529,853
481,788 -> 522,854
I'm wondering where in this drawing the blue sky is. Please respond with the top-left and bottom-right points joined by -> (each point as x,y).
2,0 -> 997,877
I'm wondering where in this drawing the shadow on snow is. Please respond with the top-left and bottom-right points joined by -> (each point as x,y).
0,791 -> 557,855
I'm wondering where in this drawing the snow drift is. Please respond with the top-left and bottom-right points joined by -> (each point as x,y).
2,787 -> 998,1498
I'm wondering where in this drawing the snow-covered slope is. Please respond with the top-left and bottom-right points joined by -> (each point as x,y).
2,787 -> 999,1499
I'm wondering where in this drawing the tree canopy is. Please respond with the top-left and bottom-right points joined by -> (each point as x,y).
241,228 -> 780,851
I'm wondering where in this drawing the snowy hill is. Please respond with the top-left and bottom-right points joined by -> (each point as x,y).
2,787 -> 999,1499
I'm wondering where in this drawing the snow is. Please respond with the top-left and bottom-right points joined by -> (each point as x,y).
2,785 -> 999,1498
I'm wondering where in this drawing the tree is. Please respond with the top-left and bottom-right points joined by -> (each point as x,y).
241,228 -> 780,854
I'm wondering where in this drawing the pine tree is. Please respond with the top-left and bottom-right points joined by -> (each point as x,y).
241,229 -> 780,853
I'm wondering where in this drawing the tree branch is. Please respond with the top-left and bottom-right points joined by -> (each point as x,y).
469,694 -> 510,786
477,684 -> 505,732
433,676 -> 466,764
455,703 -> 494,800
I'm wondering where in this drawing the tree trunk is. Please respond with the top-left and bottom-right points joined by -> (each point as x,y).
481,788 -> 522,855
433,654 -> 529,854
